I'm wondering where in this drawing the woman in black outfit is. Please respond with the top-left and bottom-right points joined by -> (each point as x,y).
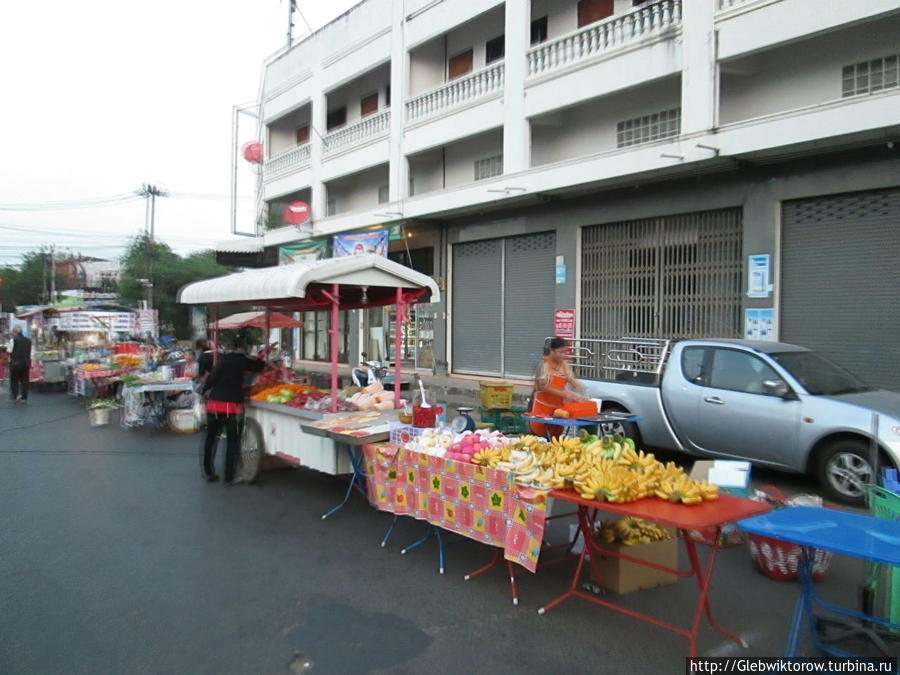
201,343 -> 264,484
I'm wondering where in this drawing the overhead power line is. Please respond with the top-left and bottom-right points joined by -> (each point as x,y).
0,192 -> 141,211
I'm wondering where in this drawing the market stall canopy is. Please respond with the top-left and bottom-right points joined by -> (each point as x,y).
177,254 -> 440,310
208,311 -> 303,330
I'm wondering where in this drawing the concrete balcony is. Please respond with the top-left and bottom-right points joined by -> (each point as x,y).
527,0 -> 682,81
716,0 -> 900,61
264,144 -> 311,182
405,62 -> 504,126
323,110 -> 391,156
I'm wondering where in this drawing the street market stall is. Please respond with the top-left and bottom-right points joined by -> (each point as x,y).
178,254 -> 440,511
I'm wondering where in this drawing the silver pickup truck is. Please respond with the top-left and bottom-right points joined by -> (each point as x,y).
567,337 -> 900,504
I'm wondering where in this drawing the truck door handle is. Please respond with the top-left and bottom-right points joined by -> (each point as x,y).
703,396 -> 724,405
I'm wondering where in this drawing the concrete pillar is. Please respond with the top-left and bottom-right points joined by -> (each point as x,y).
389,0 -> 409,201
680,0 -> 718,136
502,0 -> 531,174
310,76 -> 328,222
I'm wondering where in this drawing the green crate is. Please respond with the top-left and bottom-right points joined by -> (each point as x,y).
478,406 -> 527,435
865,484 -> 900,630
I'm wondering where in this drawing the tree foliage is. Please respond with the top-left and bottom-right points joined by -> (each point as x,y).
119,234 -> 234,339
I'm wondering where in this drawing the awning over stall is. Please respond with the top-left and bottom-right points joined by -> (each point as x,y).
177,254 -> 440,310
208,311 -> 302,330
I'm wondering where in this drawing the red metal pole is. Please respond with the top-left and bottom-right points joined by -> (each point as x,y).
330,284 -> 340,413
265,309 -> 271,355
394,287 -> 402,409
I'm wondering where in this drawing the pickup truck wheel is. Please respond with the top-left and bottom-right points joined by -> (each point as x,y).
603,407 -> 642,449
816,439 -> 873,505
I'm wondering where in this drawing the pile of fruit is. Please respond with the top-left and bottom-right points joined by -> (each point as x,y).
495,433 -> 718,505
597,517 -> 672,546
112,354 -> 143,368
251,383 -> 326,408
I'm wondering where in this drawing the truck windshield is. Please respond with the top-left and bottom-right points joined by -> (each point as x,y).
770,351 -> 871,395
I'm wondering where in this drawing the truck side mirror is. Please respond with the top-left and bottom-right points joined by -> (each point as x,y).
763,379 -> 794,399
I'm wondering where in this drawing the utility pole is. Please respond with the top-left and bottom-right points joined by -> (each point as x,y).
50,245 -> 56,304
136,184 -> 167,311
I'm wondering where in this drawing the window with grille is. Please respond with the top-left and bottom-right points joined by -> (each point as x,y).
474,154 -> 503,180
842,53 -> 900,97
530,16 -> 548,45
378,185 -> 389,204
485,35 -> 505,64
616,108 -> 680,148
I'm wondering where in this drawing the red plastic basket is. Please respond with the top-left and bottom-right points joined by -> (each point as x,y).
748,532 -> 833,582
746,485 -> 834,582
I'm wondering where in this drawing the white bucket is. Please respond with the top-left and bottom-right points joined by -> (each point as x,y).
159,365 -> 173,380
88,407 -> 112,427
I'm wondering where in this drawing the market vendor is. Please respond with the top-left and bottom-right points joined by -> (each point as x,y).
201,340 -> 265,484
529,337 -> 587,437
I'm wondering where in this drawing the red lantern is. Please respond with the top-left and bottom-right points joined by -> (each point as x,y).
242,142 -> 263,164
284,201 -> 311,226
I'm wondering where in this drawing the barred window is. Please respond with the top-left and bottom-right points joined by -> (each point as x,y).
842,53 -> 900,97
474,154 -> 503,181
616,108 -> 681,148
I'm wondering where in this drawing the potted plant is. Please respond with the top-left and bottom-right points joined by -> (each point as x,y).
87,398 -> 118,427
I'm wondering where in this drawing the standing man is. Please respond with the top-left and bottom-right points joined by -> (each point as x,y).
9,326 -> 32,405
201,340 -> 265,484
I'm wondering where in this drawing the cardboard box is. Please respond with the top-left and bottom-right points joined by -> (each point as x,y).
589,528 -> 678,594
686,460 -> 751,547
689,459 -> 751,497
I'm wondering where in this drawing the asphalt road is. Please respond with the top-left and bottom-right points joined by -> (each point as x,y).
0,390 -> 890,674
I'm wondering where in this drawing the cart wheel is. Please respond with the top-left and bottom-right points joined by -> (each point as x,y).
238,417 -> 264,484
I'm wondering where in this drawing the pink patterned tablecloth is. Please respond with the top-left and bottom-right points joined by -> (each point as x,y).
363,443 -> 548,572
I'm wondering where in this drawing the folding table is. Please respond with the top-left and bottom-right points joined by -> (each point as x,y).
737,506 -> 900,659
539,491 -> 770,656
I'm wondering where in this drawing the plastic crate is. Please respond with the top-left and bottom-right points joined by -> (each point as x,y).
389,422 -> 427,446
865,484 -> 900,631
478,406 -> 527,435
479,381 -> 514,409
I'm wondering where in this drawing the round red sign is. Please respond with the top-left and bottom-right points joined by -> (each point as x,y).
284,201 -> 311,226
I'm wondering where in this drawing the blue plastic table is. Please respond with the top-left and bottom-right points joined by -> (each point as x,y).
737,506 -> 900,659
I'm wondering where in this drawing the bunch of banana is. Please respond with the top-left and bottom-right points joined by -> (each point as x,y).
471,447 -> 504,468
574,465 -> 640,503
521,466 -> 555,489
598,517 -> 672,546
615,447 -> 658,473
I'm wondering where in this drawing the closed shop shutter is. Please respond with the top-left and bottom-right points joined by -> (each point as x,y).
452,239 -> 503,375
581,208 -> 743,340
452,232 -> 556,377
781,187 -> 900,391
504,232 -> 556,377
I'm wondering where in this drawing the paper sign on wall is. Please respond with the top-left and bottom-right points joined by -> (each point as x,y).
554,309 -> 575,340
747,254 -> 771,298
745,308 -> 775,341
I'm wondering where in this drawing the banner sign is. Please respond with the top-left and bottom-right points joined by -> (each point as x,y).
333,229 -> 389,258
136,309 -> 159,339
553,309 -> 575,340
278,240 -> 328,265
54,311 -> 137,333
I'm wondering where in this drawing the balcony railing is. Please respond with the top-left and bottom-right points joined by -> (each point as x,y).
323,109 -> 391,155
263,143 -> 311,181
405,62 -> 505,123
527,0 -> 681,78
718,0 -> 765,10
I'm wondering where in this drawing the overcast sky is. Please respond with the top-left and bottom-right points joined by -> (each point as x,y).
0,0 -> 359,267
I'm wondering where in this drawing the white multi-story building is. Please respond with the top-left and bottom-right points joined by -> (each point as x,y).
223,0 -> 900,390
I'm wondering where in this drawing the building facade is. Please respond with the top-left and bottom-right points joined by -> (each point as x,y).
229,0 -> 900,389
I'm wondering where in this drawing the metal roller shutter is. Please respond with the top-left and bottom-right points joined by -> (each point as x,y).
781,187 -> 900,391
452,239 -> 503,375
503,232 -> 556,377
